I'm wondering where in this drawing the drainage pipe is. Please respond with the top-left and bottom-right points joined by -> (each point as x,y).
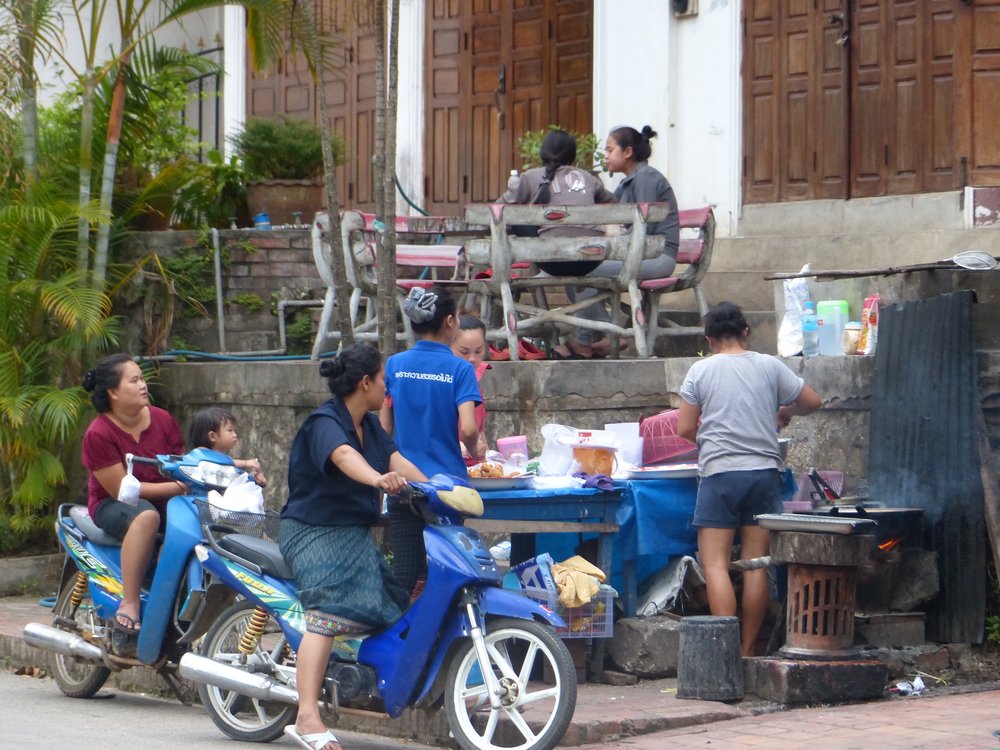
212,228 -> 226,352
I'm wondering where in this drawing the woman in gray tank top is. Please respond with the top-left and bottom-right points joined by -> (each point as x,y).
676,302 -> 822,656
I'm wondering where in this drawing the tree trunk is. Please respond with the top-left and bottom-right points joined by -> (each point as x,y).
93,46 -> 132,288
303,0 -> 354,349
378,0 -> 400,356
76,77 -> 96,278
16,0 -> 38,183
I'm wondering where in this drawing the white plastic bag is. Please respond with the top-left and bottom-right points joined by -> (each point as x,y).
118,455 -> 141,506
211,472 -> 265,514
777,264 -> 812,357
538,424 -> 575,476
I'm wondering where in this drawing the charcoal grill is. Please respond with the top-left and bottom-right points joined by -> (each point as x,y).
758,514 -> 875,660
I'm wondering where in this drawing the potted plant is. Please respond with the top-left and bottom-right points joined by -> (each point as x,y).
231,117 -> 345,225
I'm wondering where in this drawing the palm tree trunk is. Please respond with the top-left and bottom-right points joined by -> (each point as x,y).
93,48 -> 132,288
373,0 -> 399,355
76,76 -> 96,277
301,0 -> 354,348
16,0 -> 38,183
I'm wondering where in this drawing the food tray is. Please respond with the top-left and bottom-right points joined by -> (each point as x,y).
755,513 -> 876,535
467,475 -> 534,491
520,586 -> 614,639
628,463 -> 698,480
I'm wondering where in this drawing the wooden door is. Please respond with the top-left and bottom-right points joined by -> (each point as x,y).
963,0 -> 1000,186
743,0 -> 967,203
425,0 -> 594,215
246,0 -> 377,210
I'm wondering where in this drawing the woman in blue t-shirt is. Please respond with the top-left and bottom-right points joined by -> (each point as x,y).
279,344 -> 425,750
380,285 -> 483,595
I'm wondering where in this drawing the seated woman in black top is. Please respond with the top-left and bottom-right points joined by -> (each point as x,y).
279,343 -> 426,750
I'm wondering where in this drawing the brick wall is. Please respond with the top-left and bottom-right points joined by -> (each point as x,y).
123,228 -> 321,354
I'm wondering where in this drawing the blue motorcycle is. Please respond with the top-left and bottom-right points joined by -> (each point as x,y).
178,475 -> 579,750
23,449 -> 258,702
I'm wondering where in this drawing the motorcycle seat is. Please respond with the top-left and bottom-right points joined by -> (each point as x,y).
218,534 -> 294,580
69,505 -> 122,547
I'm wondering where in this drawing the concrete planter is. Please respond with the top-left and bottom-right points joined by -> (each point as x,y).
246,179 -> 324,225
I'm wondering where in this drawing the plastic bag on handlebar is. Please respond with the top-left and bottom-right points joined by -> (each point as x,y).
118,455 -> 141,506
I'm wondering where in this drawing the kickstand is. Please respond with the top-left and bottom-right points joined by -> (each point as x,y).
160,669 -> 192,706
322,679 -> 340,721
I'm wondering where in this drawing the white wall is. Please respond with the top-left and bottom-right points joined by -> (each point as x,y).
594,0 -> 741,236
396,0 -> 425,214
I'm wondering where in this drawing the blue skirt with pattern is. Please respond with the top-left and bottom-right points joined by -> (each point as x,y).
279,518 -> 410,636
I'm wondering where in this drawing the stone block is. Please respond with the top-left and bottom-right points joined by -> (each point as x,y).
914,645 -> 951,673
890,548 -> 939,611
743,657 -> 888,704
606,616 -> 681,678
855,612 -> 925,648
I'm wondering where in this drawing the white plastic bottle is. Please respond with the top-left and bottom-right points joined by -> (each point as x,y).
801,301 -> 820,357
507,169 -> 520,191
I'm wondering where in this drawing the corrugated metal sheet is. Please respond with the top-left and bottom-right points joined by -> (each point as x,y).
869,291 -> 984,643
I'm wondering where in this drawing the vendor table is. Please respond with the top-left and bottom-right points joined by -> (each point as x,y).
471,478 -> 698,618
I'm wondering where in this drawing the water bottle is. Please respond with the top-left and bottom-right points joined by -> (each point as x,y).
801,301 -> 819,357
507,169 -> 520,191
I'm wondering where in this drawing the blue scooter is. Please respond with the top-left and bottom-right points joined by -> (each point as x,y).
23,449 -> 255,702
178,475 -> 578,750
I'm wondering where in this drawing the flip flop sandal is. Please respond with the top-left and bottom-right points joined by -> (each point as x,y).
284,725 -> 341,750
110,612 -> 140,656
547,347 -> 586,360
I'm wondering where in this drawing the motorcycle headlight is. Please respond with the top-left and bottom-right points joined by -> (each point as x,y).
180,461 -> 242,489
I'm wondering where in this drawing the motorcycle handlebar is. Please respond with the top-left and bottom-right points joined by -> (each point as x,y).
127,453 -> 160,467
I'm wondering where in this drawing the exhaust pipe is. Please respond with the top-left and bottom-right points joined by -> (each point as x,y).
178,652 -> 298,705
23,622 -> 103,661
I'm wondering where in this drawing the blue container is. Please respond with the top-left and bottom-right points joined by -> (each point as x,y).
253,212 -> 271,230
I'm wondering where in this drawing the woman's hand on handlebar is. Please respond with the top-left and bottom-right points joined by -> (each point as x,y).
375,472 -> 408,494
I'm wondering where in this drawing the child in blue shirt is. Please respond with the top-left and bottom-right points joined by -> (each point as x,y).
380,285 -> 483,593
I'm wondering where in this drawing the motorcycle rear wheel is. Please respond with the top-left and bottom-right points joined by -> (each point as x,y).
445,617 -> 577,750
197,599 -> 297,742
50,571 -> 112,698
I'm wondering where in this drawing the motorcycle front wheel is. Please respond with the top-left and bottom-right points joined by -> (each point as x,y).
50,569 -> 112,698
445,617 -> 577,750
197,599 -> 297,742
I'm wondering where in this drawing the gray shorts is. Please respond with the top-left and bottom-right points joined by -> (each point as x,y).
93,498 -> 161,540
692,469 -> 783,529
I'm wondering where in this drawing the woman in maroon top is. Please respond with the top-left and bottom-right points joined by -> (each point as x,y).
81,354 -> 186,640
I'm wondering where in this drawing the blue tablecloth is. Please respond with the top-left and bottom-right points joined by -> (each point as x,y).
525,478 -> 697,595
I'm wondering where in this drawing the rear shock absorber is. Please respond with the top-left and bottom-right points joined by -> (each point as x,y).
238,607 -> 269,655
69,572 -> 88,608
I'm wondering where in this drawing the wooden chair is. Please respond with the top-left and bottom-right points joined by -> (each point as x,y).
640,206 -> 716,353
463,203 -> 671,359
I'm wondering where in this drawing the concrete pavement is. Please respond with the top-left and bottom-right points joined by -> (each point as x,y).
2,594 -> 998,748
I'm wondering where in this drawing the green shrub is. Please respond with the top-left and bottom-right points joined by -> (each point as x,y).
232,293 -> 265,314
231,118 -> 344,181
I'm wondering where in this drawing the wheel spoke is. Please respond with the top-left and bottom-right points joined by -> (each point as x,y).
504,703 -> 539,744
251,697 -> 269,724
480,706 -> 500,742
485,641 -> 518,682
516,641 -> 541,685
221,689 -> 238,711
519,684 -> 560,705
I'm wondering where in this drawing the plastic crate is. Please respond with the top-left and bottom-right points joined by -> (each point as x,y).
639,409 -> 698,465
521,586 -> 614,639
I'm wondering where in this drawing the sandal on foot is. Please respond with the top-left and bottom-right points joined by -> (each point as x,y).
114,612 -> 141,633
547,346 -> 583,360
111,615 -> 140,657
284,725 -> 341,750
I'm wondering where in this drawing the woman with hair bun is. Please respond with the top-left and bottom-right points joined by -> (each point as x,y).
80,354 -> 186,652
552,124 -> 681,359
280,343 -> 424,750
380,285 -> 482,595
676,302 -> 822,657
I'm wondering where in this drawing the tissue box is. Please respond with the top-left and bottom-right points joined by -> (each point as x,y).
511,553 -> 557,594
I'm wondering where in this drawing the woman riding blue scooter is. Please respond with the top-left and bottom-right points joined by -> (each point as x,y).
279,344 -> 426,750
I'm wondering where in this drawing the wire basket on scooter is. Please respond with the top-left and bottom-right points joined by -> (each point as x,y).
195,500 -> 282,542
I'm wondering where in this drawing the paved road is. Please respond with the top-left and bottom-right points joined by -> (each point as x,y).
0,670 -> 439,750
